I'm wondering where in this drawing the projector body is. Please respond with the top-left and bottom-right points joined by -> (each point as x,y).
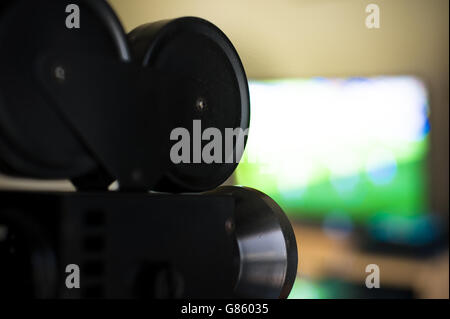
0,191 -> 238,298
0,0 -> 297,299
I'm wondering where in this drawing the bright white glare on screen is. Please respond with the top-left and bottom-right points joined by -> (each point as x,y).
243,77 -> 428,190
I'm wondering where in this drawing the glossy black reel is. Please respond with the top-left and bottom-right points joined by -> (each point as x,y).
207,186 -> 298,299
0,0 -> 130,187
129,17 -> 250,192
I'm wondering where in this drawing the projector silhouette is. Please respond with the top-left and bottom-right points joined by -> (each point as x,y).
0,0 -> 297,299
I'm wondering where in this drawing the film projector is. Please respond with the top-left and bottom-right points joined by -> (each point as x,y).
0,0 -> 297,298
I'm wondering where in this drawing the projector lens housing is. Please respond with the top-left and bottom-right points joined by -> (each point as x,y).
207,186 -> 298,299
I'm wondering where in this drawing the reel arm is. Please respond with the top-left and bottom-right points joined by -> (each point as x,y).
35,52 -> 187,191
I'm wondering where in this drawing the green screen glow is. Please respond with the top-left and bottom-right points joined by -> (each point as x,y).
236,77 -> 430,227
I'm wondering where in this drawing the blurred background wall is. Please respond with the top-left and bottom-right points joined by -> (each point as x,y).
110,0 -> 449,213
1,0 -> 448,216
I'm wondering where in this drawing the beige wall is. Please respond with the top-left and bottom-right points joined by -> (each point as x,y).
1,0 -> 448,214
110,0 -> 448,78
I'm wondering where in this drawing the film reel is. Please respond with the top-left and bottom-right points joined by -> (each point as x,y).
128,17 -> 250,192
0,0 -> 130,181
207,186 -> 298,299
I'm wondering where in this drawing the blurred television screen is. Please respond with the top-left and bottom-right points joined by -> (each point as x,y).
236,76 -> 438,246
